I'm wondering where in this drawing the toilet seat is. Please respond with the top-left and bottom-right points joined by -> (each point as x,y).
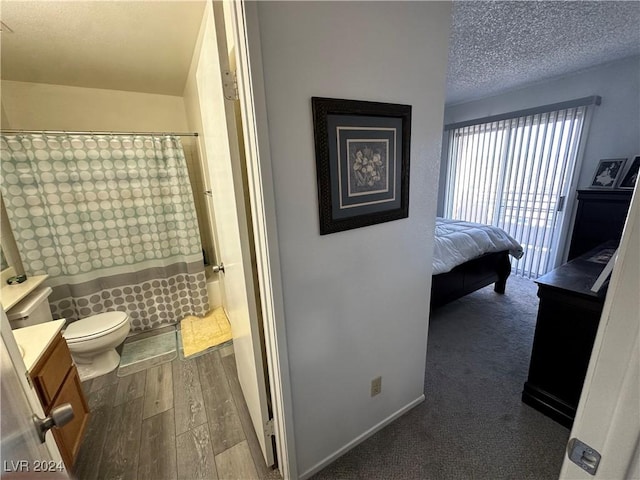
64,311 -> 129,344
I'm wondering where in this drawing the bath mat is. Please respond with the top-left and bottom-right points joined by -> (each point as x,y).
117,330 -> 177,377
179,307 -> 232,359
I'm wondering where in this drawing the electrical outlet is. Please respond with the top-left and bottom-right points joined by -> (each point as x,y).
371,376 -> 382,397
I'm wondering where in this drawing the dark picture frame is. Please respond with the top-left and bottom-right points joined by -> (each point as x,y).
312,97 -> 411,235
589,158 -> 626,189
618,156 -> 640,190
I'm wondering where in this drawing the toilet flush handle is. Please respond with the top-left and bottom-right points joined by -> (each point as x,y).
33,403 -> 74,443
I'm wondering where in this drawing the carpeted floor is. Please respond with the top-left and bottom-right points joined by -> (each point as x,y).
312,275 -> 570,479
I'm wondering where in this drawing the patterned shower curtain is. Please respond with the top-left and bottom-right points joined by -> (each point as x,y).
0,133 -> 208,331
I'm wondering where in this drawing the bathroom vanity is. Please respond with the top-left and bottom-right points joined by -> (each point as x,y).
12,320 -> 90,472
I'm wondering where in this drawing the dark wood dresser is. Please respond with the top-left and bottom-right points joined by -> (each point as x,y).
567,189 -> 632,261
522,243 -> 615,428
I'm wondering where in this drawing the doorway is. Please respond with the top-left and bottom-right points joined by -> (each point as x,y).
0,0 -> 290,477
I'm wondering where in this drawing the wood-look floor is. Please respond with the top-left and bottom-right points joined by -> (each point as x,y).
74,345 -> 281,480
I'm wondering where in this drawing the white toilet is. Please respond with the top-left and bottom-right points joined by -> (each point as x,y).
8,286 -> 130,381
63,311 -> 130,381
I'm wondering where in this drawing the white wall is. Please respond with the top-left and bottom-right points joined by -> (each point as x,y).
439,56 -> 640,213
1,80 -> 189,131
0,104 -> 9,128
254,2 -> 451,476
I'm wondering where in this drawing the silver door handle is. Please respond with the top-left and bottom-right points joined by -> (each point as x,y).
212,263 -> 225,274
33,403 -> 74,443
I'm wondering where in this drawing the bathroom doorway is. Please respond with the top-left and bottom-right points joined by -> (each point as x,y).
0,1 -> 291,477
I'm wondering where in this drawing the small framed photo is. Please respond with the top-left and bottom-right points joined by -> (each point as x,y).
312,97 -> 411,235
590,158 -> 626,189
618,156 -> 640,190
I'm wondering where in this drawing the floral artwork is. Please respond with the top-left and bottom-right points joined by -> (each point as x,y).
312,97 -> 411,234
348,142 -> 388,194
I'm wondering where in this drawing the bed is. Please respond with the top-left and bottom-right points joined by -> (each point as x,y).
431,218 -> 524,308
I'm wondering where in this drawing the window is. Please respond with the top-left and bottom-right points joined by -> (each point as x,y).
444,98 -> 599,277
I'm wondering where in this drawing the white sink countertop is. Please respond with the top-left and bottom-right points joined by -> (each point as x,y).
12,319 -> 66,372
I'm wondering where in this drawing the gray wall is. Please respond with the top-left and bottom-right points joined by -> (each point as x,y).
438,55 -> 640,215
253,2 -> 451,477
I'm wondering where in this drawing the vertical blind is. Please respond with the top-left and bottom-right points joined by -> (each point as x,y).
444,104 -> 589,278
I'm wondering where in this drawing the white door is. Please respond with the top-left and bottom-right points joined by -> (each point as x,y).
195,1 -> 274,466
1,309 -> 67,477
559,185 -> 639,479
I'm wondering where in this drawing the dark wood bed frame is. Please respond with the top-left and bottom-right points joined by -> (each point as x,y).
430,250 -> 512,308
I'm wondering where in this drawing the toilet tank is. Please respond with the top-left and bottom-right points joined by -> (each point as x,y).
7,286 -> 54,329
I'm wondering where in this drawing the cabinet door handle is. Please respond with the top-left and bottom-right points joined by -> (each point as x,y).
33,403 -> 75,443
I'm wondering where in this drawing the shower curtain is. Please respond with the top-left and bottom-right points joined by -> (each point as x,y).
0,133 -> 209,331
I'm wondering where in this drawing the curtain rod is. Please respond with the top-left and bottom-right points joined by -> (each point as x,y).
444,95 -> 601,131
0,129 -> 198,137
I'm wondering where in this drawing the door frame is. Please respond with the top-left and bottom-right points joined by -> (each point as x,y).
227,2 -> 297,479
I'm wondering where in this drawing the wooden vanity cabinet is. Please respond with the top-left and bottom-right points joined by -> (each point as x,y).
30,333 -> 90,472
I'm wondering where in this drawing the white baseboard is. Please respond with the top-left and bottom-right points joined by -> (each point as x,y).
299,394 -> 426,480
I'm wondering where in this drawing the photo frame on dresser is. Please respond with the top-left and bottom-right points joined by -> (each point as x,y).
618,156 -> 640,190
591,248 -> 618,293
589,158 -> 626,188
311,97 -> 411,235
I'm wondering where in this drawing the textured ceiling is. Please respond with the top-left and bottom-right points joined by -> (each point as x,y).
0,1 -> 206,96
1,1 -> 638,102
447,0 -> 640,105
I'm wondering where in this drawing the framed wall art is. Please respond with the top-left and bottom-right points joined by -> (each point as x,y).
589,158 -> 626,189
618,156 -> 639,190
311,97 -> 411,235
